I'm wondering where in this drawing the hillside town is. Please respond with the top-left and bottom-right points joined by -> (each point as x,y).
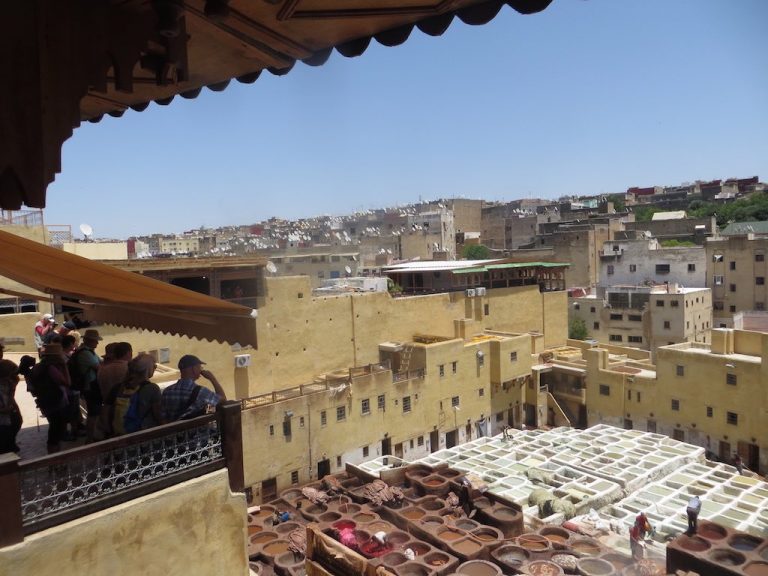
1,2 -> 767,576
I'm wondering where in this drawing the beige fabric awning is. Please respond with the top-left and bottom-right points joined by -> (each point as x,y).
0,230 -> 257,347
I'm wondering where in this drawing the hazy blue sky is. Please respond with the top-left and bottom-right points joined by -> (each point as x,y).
46,0 -> 768,239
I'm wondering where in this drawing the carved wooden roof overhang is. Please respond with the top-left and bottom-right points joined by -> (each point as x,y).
0,0 -> 553,211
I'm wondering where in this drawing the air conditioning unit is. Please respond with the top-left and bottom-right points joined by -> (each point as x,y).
466,289 -> 476,297
476,287 -> 487,296
234,354 -> 251,368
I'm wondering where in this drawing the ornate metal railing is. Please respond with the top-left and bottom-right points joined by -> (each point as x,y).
0,401 -> 243,545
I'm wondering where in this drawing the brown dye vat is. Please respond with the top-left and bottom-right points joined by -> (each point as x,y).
353,512 -> 377,523
438,528 -> 464,542
709,549 -> 746,566
730,534 -> 762,552
677,535 -> 711,552
517,533 -> 551,552
387,531 -> 411,547
248,524 -> 263,536
275,521 -> 301,535
319,511 -> 341,523
408,542 -> 431,556
303,504 -> 326,516
576,557 -> 615,576
453,538 -> 482,556
601,553 -> 632,572
493,544 -> 530,567
526,560 -> 565,576
473,497 -> 491,509
275,551 -> 304,570
262,540 -> 291,556
422,497 -> 445,511
381,552 -> 408,566
402,507 -> 426,520
424,551 -> 451,567
698,521 -> 727,541
251,532 -> 278,545
571,538 -> 601,556
252,506 -> 276,520
399,564 -> 431,576
423,475 -> 447,487
492,506 -> 518,519
455,519 -> 479,531
471,527 -> 501,542
540,526 -> 570,546
455,559 -> 501,576
333,502 -> 361,515
745,562 -> 768,576
422,515 -> 445,527
367,521 -> 393,534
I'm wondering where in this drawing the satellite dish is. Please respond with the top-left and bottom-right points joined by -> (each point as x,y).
344,266 -> 352,275
79,223 -> 93,241
266,261 -> 277,274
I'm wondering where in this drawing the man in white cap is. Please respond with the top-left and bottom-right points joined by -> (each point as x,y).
34,313 -> 56,355
161,355 -> 226,421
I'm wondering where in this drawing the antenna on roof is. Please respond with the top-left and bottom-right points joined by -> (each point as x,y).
79,223 -> 93,242
265,261 -> 277,275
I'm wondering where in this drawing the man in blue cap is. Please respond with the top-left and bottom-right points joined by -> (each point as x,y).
161,354 -> 227,421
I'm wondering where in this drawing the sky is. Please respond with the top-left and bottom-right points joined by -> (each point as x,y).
45,0 -> 768,239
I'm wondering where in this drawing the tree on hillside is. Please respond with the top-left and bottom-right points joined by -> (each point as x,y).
569,318 -> 588,340
608,194 -> 626,212
462,244 -> 491,259
633,206 -> 661,222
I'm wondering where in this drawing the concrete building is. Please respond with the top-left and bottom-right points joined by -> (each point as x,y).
598,236 -> 706,287
623,215 -> 716,245
706,234 -> 768,327
570,284 -> 712,352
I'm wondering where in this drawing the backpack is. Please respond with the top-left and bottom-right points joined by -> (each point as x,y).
29,363 -> 66,416
67,347 -> 91,392
123,382 -> 148,434
111,382 -> 142,436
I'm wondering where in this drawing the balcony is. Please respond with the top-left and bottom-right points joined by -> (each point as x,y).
392,368 -> 425,383
0,402 -> 243,546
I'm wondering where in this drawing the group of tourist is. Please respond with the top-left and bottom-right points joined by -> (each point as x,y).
0,313 -> 227,455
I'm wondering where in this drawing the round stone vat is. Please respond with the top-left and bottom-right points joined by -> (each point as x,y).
402,507 -> 426,521
367,520 -> 393,534
250,531 -> 278,546
407,541 -> 431,557
387,530 -> 411,547
471,526 -> 502,543
492,544 -> 530,569
275,551 -> 304,572
526,560 -> 565,576
516,533 -> 552,552
262,539 -> 291,557
437,527 -> 464,542
423,551 -> 452,569
352,511 -> 378,524
709,549 -> 746,566
332,502 -> 361,515
677,535 -> 711,552
600,553 -> 632,572
398,563 -> 431,576
318,511 -> 342,523
745,562 -> 768,576
571,538 -> 601,556
576,557 -> 615,576
248,524 -> 263,536
698,521 -> 728,541
540,526 -> 571,547
421,515 -> 445,528
251,505 -> 276,521
454,519 -> 479,531
275,521 -> 301,535
452,537 -> 483,559
422,497 -> 446,511
381,551 -> 408,567
730,534 -> 762,552
332,519 -> 356,532
455,559 -> 501,576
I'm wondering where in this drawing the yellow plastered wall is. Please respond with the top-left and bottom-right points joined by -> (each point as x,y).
0,470 -> 248,576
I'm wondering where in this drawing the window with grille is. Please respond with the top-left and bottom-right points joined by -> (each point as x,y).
362,398 -> 370,415
451,396 -> 460,408
291,471 -> 299,485
726,373 -> 737,386
726,412 -> 738,426
402,396 -> 411,413
320,410 -> 327,426
706,406 -> 713,418
599,385 -> 610,396
451,361 -> 457,373
439,364 -> 445,377
377,394 -> 385,410
336,406 -> 346,421
363,446 -> 369,457
671,399 -> 680,411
